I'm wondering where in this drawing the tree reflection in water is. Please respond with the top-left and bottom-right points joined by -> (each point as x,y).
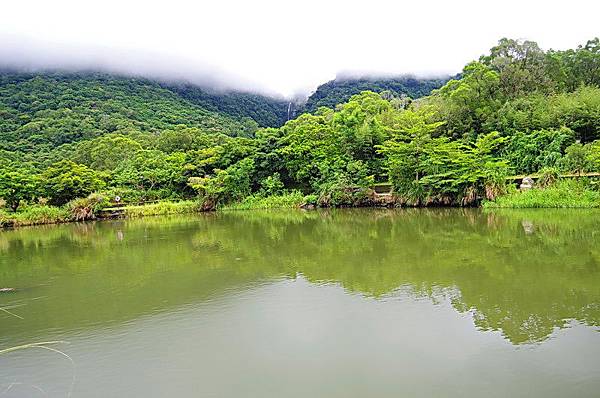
0,208 -> 599,345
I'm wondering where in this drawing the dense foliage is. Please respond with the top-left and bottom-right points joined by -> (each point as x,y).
2,37 -> 600,217
0,72 -> 252,160
301,75 -> 451,113
164,83 -> 294,127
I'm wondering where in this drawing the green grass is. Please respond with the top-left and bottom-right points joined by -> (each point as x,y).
0,200 -> 200,228
117,201 -> 200,217
484,180 -> 600,208
221,192 -> 305,211
0,195 -> 303,229
0,205 -> 70,227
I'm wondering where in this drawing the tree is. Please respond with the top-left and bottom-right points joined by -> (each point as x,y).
72,133 -> 143,171
377,109 -> 447,202
430,62 -> 501,138
331,91 -> 391,176
259,173 -> 285,197
301,75 -> 449,113
562,142 -> 594,176
547,38 -> 600,91
189,158 -> 255,209
0,168 -> 37,211
278,112 -> 340,189
588,141 -> 600,170
489,86 -> 600,143
113,150 -> 188,200
41,160 -> 105,205
481,38 -> 552,97
501,128 -> 575,174
378,115 -> 507,206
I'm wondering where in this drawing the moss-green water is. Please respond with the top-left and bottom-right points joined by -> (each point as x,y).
1,209 -> 599,397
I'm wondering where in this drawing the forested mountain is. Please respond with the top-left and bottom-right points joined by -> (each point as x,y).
0,71 -> 258,162
0,71 -> 296,156
164,83 -> 294,127
301,75 -> 451,113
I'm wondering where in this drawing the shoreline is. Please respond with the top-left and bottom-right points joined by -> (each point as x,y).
2,194 -> 600,230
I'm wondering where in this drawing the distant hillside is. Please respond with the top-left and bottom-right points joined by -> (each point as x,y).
302,75 -> 452,113
164,83 -> 293,128
0,71 -> 283,162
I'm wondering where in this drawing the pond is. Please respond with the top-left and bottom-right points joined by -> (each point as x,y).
0,209 -> 599,397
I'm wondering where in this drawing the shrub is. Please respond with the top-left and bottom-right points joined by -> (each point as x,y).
100,187 -> 152,205
67,193 -> 108,221
484,179 -> 600,208
303,194 -> 318,206
120,201 -> 199,217
222,192 -> 304,210
259,173 -> 285,197
0,205 -> 69,227
561,143 -> 593,175
537,167 -> 560,188
317,177 -> 372,207
189,158 -> 255,210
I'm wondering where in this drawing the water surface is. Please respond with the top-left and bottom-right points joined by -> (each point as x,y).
1,209 -> 599,397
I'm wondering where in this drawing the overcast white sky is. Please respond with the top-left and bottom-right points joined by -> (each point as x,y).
0,0 -> 598,98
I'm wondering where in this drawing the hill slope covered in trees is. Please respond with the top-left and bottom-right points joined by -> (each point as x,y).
164,83 -> 293,127
0,72 -> 296,157
0,72 -> 264,163
301,75 -> 451,113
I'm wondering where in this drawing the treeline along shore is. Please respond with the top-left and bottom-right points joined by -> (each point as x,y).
2,37 -> 600,227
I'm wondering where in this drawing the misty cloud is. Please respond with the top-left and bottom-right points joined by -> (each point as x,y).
0,34 -> 275,96
0,0 -> 598,98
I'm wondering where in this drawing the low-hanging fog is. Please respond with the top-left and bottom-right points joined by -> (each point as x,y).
1,0 -> 598,98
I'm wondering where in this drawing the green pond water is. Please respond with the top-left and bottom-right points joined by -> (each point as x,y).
0,208 -> 599,397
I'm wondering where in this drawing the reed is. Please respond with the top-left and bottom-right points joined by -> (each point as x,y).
120,200 -> 200,217
484,180 -> 600,208
221,192 -> 305,211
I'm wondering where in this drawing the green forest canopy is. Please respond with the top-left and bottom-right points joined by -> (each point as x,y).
301,75 -> 451,113
1,37 -> 600,211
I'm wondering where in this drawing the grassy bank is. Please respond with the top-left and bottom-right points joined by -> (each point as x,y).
484,180 -> 600,208
3,180 -> 600,229
0,206 -> 71,227
109,201 -> 200,217
0,194 -> 306,228
221,192 -> 306,211
0,200 -> 200,228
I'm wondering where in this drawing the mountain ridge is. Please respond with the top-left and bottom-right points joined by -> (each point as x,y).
301,75 -> 453,113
